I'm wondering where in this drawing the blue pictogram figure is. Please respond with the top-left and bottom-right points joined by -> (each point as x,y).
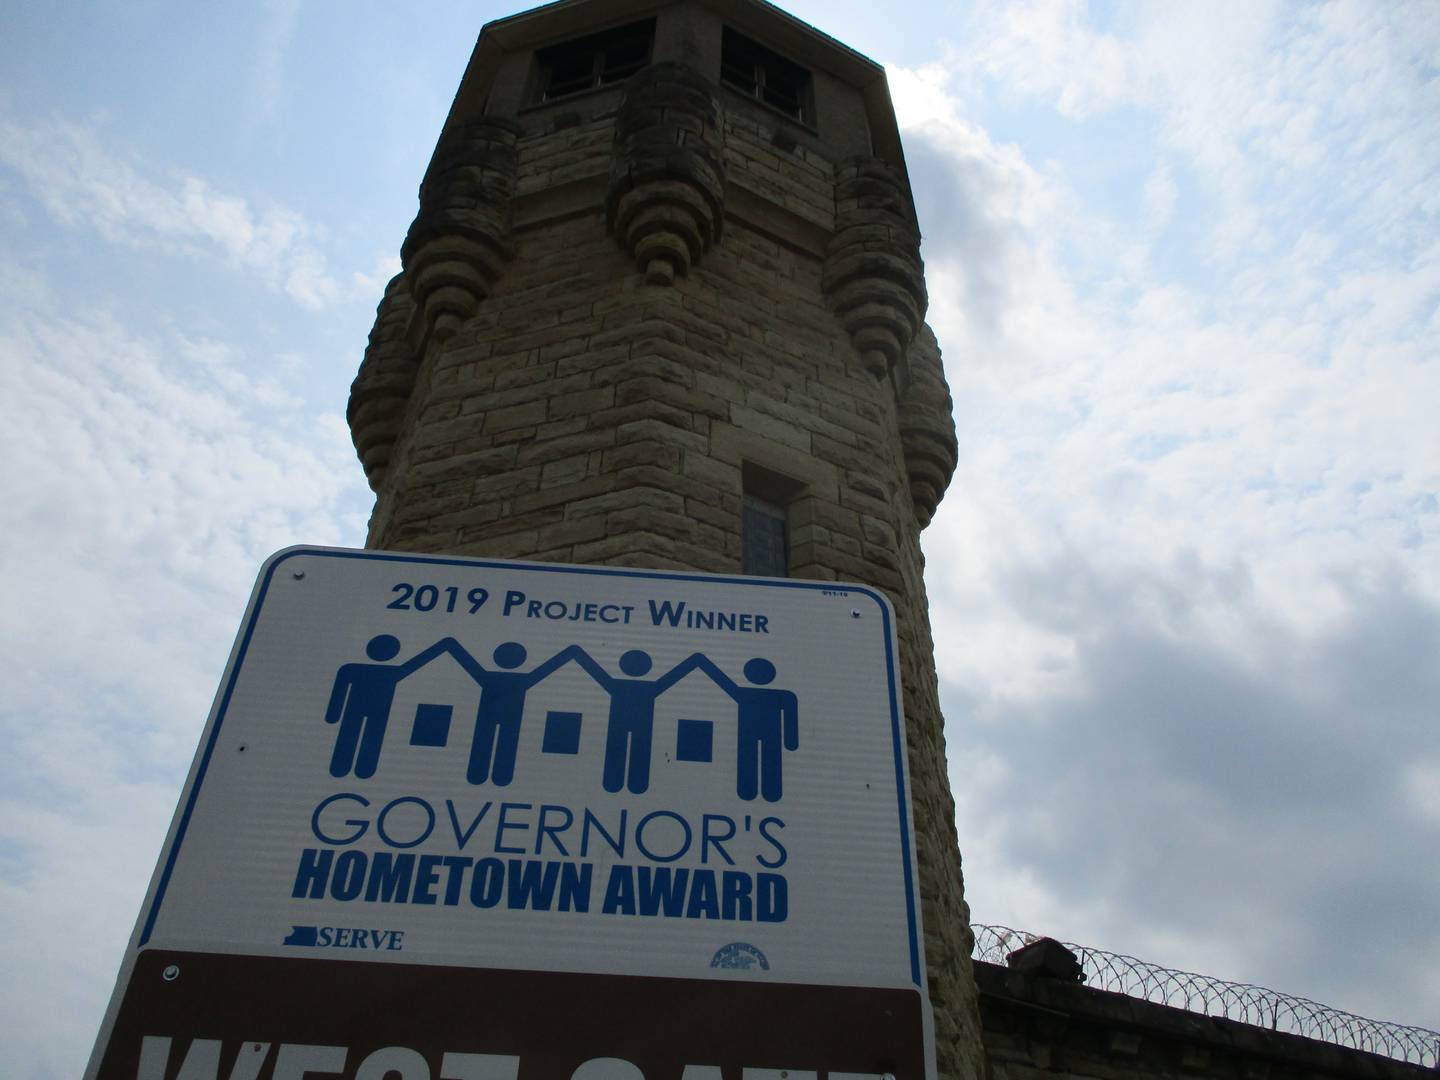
446,642 -> 589,786
569,649 -> 712,795
693,656 -> 799,802
325,635 -> 466,779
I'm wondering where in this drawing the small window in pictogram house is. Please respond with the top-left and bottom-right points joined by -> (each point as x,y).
535,19 -> 655,102
721,27 -> 813,125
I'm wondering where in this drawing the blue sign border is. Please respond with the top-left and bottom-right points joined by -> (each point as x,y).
139,547 -> 923,988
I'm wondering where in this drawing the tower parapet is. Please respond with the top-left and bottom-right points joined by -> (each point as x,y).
823,156 -> 927,381
900,324 -> 959,527
348,273 -> 417,492
608,62 -> 728,285
401,117 -> 521,346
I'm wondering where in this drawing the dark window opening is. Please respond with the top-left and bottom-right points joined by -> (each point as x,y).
742,495 -> 789,578
741,463 -> 806,577
536,20 -> 655,103
721,27 -> 812,125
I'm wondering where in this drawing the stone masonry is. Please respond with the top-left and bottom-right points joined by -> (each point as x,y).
348,2 -> 983,1076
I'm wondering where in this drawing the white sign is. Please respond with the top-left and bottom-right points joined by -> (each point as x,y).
91,547 -> 933,1078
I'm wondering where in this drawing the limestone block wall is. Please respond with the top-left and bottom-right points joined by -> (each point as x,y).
351,53 -> 982,1080
722,110 -> 836,232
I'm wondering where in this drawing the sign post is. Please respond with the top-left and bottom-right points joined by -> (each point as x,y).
88,547 -> 936,1079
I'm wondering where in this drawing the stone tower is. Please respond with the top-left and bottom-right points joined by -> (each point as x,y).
348,0 -> 981,1075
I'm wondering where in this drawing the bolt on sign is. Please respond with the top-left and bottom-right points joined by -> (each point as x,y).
88,547 -> 937,1080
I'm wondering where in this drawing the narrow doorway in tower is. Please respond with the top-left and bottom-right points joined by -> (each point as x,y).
741,462 -> 804,578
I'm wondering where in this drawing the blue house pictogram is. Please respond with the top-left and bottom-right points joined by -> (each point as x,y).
323,637 -> 799,801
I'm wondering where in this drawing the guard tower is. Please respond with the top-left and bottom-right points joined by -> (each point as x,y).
348,1 -> 981,1074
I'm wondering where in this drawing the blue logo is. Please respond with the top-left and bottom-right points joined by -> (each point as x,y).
325,637 -> 799,801
710,942 -> 769,971
282,925 -> 318,946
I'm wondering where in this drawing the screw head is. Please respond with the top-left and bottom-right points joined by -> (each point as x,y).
850,609 -> 861,619
292,569 -> 306,580
162,964 -> 180,982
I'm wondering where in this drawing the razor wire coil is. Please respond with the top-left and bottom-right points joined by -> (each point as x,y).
971,923 -> 1439,1068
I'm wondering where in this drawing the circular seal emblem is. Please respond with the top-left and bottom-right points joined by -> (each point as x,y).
710,942 -> 769,971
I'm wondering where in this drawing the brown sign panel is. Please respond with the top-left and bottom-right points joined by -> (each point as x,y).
100,950 -> 927,1079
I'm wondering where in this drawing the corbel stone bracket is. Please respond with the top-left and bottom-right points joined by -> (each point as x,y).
823,157 -> 927,380
401,117 -> 521,345
607,62 -> 726,285
348,273 -> 418,492
898,323 -> 959,527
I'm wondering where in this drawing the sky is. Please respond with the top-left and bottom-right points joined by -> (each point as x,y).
1,0 -> 1436,1076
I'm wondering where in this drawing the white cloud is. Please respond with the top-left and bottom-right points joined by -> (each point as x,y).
0,113 -> 359,309
891,0 -> 1439,1031
948,0 -> 1142,119
935,0 -> 1440,279
889,60 -> 964,130
941,543 -> 1440,1014
255,0 -> 302,125
1404,759 -> 1440,827
0,268 -> 369,1078
1140,163 -> 1176,236
351,252 -> 405,302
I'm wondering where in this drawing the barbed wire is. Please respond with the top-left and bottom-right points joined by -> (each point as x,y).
971,924 -> 1440,1068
